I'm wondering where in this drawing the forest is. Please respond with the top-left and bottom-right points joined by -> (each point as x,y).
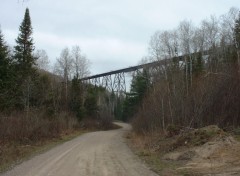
120,7 -> 240,134
0,8 -> 116,149
1,3 -> 240,175
0,6 -> 240,150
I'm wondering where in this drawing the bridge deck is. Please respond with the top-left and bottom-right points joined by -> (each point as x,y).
80,48 -> 215,81
80,58 -> 180,80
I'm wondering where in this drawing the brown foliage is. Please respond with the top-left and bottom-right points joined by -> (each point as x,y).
132,56 -> 240,134
80,108 -> 119,131
0,110 -> 79,144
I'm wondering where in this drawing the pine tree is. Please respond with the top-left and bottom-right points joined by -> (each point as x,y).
130,70 -> 150,102
14,8 -> 35,77
0,29 -> 10,83
14,8 -> 37,111
122,70 -> 150,121
0,29 -> 9,108
70,76 -> 84,120
0,29 -> 16,110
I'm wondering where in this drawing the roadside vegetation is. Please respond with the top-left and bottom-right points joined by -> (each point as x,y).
0,8 -> 117,172
0,129 -> 86,173
123,7 -> 240,175
129,125 -> 240,175
1,5 -> 240,175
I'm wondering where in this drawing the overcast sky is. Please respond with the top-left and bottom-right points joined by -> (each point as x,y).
0,0 -> 239,75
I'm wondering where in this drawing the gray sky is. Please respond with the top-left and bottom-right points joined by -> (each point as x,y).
0,0 -> 239,75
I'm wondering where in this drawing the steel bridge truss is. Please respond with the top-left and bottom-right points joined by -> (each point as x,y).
83,73 -> 126,94
80,50 -> 211,94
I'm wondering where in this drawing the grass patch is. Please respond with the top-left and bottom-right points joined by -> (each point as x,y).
136,150 -> 193,175
144,154 -> 178,172
232,128 -> 240,142
234,134 -> 240,142
129,125 -> 240,176
130,139 -> 202,176
127,130 -> 209,176
127,132 -> 180,175
0,129 -> 87,173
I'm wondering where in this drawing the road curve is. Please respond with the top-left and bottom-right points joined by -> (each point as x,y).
1,122 -> 158,176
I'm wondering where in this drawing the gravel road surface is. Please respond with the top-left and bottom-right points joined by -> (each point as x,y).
1,122 -> 158,176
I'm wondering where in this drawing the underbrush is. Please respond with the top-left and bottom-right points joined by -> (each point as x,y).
0,110 -> 79,144
132,66 -> 240,135
0,129 -> 85,173
80,118 -> 121,131
0,110 -> 80,172
81,108 -> 121,131
128,125 -> 232,175
128,131 -> 181,175
0,108 -> 119,173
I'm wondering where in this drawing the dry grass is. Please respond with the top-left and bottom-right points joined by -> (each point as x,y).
80,118 -> 121,131
0,109 -> 120,173
0,110 -> 80,144
127,131 -> 184,175
0,110 -> 83,173
128,126 -> 240,176
0,129 -> 86,173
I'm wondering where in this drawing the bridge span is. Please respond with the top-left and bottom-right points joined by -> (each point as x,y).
80,56 -> 184,93
80,48 -> 213,94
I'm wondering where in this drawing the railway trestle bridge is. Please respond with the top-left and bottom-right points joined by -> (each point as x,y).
80,55 -> 187,94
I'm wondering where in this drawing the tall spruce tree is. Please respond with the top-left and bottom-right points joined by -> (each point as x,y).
14,8 -> 37,111
14,8 -> 35,77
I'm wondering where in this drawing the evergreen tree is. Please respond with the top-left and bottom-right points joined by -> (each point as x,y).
130,70 -> 150,102
0,29 -> 10,84
84,87 -> 99,117
14,8 -> 35,77
70,77 -> 85,120
122,70 -> 150,121
14,8 -> 37,111
0,29 -> 13,109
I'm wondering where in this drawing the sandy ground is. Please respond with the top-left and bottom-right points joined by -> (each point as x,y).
162,131 -> 240,175
1,122 -> 158,176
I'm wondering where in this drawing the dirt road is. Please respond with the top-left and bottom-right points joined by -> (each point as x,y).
1,123 -> 158,176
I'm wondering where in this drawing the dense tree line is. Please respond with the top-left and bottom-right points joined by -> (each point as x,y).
0,8 -> 113,143
0,8 -> 35,111
130,7 -> 240,133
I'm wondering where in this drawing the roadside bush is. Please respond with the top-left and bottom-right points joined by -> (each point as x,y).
166,124 -> 182,137
0,110 -> 78,144
98,108 -> 114,130
132,62 -> 240,134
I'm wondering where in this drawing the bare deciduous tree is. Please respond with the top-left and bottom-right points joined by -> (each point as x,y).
35,49 -> 50,71
54,47 -> 73,81
220,7 -> 239,45
72,45 -> 90,79
132,7 -> 240,134
178,20 -> 194,55
149,31 -> 163,61
201,15 -> 220,49
54,47 -> 73,107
